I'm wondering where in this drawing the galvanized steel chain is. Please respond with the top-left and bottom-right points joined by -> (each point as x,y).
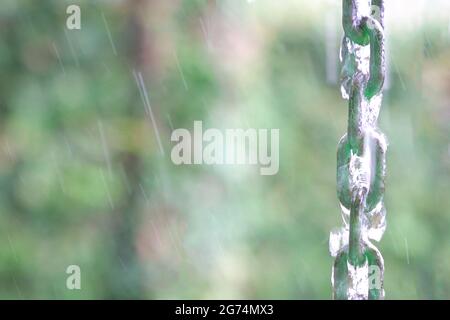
329,0 -> 387,300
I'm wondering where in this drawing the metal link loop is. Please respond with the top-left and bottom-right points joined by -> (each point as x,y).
330,0 -> 387,300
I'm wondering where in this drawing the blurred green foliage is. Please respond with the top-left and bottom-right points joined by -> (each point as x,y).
0,0 -> 448,299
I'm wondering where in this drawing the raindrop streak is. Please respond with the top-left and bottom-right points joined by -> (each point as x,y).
52,152 -> 66,194
101,11 -> 118,56
404,237 -> 410,265
133,70 -> 165,156
150,220 -> 163,248
199,17 -> 211,50
119,164 -> 132,195
52,42 -> 66,75
100,168 -> 114,210
6,233 -> 23,299
98,120 -> 113,178
63,135 -> 74,157
3,139 -> 13,160
12,276 -> 23,299
173,51 -> 189,91
166,113 -> 174,131
139,183 -> 150,205
7,234 -> 19,264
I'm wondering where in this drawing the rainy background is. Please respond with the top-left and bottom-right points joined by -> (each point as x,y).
0,0 -> 449,299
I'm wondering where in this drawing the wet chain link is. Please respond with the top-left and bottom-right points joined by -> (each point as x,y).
330,0 -> 387,300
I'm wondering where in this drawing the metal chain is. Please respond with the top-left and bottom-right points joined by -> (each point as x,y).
330,0 -> 387,300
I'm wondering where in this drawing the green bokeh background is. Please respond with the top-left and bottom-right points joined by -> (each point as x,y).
0,0 -> 449,299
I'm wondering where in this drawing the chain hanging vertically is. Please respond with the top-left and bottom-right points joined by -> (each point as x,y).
329,0 -> 387,300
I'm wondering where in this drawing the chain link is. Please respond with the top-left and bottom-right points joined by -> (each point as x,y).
330,0 -> 387,300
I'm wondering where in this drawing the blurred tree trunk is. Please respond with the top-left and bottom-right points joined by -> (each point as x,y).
106,0 -> 160,299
